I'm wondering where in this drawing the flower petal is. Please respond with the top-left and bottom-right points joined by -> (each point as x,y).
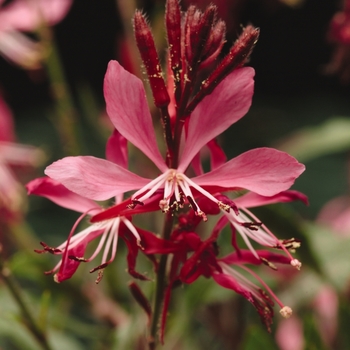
179,67 -> 254,171
104,60 -> 167,172
45,156 -> 150,201
235,190 -> 309,208
55,229 -> 103,282
106,129 -> 128,169
193,148 -> 305,197
0,95 -> 15,142
0,0 -> 72,31
26,177 -> 100,213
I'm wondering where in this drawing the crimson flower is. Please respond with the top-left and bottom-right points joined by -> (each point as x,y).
140,190 -> 306,336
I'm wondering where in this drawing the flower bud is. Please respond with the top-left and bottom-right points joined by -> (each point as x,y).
186,25 -> 259,114
165,0 -> 182,81
129,281 -> 152,322
184,5 -> 217,69
133,11 -> 170,108
199,19 -> 226,69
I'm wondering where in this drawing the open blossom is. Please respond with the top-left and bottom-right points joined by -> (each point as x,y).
45,61 -> 305,227
27,130 -> 156,283
0,95 -> 44,219
44,59 -> 305,273
0,0 -> 72,68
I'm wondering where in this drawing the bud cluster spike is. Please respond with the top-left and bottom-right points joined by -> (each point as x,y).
133,11 -> 170,108
186,25 -> 260,114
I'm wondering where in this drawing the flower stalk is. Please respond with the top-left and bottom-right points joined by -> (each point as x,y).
0,245 -> 53,350
149,212 -> 174,349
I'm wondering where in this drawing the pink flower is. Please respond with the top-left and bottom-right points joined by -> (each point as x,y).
27,131 -> 154,283
45,60 -> 305,229
0,0 -> 72,68
43,60 -> 305,278
0,95 -> 44,219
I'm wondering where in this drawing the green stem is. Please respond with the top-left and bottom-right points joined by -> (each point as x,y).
0,246 -> 53,350
39,25 -> 81,156
149,213 -> 174,350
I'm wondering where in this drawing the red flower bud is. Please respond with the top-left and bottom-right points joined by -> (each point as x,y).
133,11 -> 170,108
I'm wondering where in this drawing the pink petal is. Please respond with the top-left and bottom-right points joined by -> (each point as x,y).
26,177 -> 100,213
220,250 -> 291,265
212,272 -> 252,301
179,67 -> 254,171
0,0 -> 72,31
45,156 -> 150,201
193,148 -> 305,197
55,229 -> 103,282
275,317 -> 304,350
0,95 -> 15,142
234,190 -> 309,208
104,60 -> 167,172
106,129 -> 128,169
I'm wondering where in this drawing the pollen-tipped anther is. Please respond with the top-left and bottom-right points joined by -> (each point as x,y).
290,259 -> 302,270
280,306 -> 293,318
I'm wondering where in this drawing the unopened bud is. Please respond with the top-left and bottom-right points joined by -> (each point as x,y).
129,281 -> 152,322
186,26 -> 259,114
133,11 -> 170,107
166,0 -> 182,80
200,20 -> 226,68
184,5 -> 217,69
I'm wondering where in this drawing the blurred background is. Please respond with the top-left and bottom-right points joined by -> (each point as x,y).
1,0 -> 350,349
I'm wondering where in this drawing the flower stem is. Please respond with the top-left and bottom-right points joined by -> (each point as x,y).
149,212 -> 174,350
0,245 -> 53,350
39,24 -> 82,156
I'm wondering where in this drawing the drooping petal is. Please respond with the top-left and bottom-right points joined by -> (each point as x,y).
26,177 -> 100,214
104,60 -> 167,172
0,0 -> 72,32
45,156 -> 151,201
90,192 -> 162,223
179,67 -> 254,171
234,190 -> 309,208
55,229 -> 103,283
193,148 -> 305,197
212,272 -> 252,301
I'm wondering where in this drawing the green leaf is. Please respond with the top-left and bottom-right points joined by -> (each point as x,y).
277,117 -> 350,162
241,325 -> 279,350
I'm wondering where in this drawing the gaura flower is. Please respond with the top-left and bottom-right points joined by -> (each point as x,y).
0,0 -> 72,68
27,130 -> 155,283
45,60 -> 305,230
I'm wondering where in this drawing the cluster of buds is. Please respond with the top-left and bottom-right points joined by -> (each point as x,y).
133,0 -> 259,167
28,0 -> 306,345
